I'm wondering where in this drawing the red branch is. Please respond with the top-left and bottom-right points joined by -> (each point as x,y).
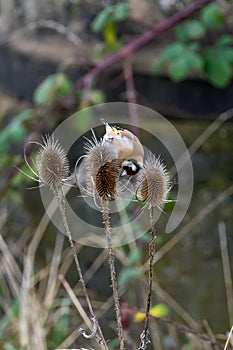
123,56 -> 139,135
74,0 -> 213,90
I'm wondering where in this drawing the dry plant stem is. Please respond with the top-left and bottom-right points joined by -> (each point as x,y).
53,184 -> 108,350
224,325 -> 233,350
218,221 -> 233,327
101,198 -> 124,350
139,207 -> 156,350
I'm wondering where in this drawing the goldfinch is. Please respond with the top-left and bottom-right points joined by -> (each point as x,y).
101,119 -> 144,176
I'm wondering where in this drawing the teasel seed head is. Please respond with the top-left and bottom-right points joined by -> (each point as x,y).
136,154 -> 170,209
83,138 -> 120,200
37,135 -> 69,190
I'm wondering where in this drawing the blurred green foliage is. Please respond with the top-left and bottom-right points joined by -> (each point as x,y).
201,3 -> 225,28
33,73 -> 73,106
91,3 -> 129,33
153,3 -> 233,88
48,314 -> 69,348
118,248 -> 142,288
91,2 -> 130,55
0,110 -> 34,154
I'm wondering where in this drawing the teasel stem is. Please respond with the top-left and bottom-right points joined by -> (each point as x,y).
53,184 -> 108,350
139,207 -> 156,350
101,198 -> 124,350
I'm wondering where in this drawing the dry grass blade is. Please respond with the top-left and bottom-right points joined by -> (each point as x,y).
59,275 -> 92,329
44,233 -> 64,309
151,280 -> 198,328
83,249 -> 108,283
0,233 -> 21,298
19,256 -> 47,350
218,222 -> 233,327
224,326 -> 233,350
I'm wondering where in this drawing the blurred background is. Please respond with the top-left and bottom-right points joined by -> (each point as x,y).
0,0 -> 233,349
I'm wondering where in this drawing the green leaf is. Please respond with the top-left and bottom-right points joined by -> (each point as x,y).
50,315 -> 69,347
186,52 -> 204,71
204,49 -> 232,87
112,3 -> 130,21
153,43 -> 185,73
33,74 -> 57,105
55,73 -> 73,96
149,304 -> 169,318
217,35 -> 233,47
91,8 -> 110,32
201,3 -> 225,29
176,20 -> 206,42
14,109 -> 34,123
164,200 -> 176,212
33,73 -> 72,106
128,249 -> 142,266
208,60 -> 231,87
108,337 -> 120,348
153,42 -> 203,80
118,267 -> 142,288
89,89 -> 106,104
0,110 -> 33,153
221,47 -> 233,64
169,57 -> 189,82
161,42 -> 185,61
91,3 -> 129,32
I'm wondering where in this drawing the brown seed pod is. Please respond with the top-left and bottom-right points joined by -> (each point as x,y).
137,154 -> 170,209
83,138 -> 120,199
37,135 -> 69,190
95,160 -> 120,199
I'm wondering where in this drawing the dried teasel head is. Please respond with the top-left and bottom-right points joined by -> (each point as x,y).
83,137 -> 120,200
136,154 -> 170,209
36,135 -> 69,190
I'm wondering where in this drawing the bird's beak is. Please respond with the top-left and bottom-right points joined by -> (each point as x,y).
100,118 -> 113,133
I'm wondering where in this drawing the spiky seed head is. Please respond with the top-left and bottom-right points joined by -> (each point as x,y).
137,155 -> 170,209
95,160 -> 120,199
37,135 -> 69,190
84,138 -> 120,200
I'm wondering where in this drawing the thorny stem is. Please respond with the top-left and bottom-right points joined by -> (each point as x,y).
123,55 -> 139,136
101,198 -> 124,350
72,0 -> 212,93
54,184 -> 108,350
139,207 -> 156,350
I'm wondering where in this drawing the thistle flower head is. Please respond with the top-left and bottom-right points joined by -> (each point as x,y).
136,154 -> 170,209
36,135 -> 69,190
83,137 -> 120,200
